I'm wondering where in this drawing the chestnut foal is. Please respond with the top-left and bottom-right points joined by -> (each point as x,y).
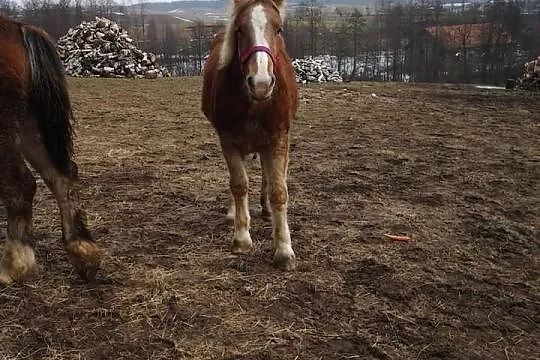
202,0 -> 298,270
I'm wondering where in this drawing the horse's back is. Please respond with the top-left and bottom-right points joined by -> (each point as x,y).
0,16 -> 29,97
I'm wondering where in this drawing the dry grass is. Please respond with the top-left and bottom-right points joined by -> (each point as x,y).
1,78 -> 539,359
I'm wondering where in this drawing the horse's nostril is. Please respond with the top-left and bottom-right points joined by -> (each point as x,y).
270,75 -> 276,87
247,76 -> 255,88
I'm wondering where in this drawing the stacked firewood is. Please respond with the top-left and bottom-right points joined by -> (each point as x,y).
57,17 -> 168,78
506,56 -> 539,91
292,57 -> 343,83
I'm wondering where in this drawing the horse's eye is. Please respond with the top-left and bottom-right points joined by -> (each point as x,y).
277,27 -> 283,35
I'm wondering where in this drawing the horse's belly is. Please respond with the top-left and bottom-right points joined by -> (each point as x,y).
218,120 -> 275,154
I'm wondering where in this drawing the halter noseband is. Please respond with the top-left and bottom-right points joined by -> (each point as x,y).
238,41 -> 277,75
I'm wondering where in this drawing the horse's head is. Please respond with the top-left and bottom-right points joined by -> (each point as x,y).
231,0 -> 285,101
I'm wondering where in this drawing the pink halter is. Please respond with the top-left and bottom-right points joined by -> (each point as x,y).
237,41 -> 277,75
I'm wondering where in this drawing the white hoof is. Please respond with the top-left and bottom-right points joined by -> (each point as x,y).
231,230 -> 253,255
273,246 -> 296,270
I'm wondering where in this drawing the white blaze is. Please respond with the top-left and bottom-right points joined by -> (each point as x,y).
250,5 -> 272,84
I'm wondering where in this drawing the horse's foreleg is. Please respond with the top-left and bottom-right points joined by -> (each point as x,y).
0,143 -> 37,285
21,120 -> 101,282
223,149 -> 252,254
260,142 -> 296,270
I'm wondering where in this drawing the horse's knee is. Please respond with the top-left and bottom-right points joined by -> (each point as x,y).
230,182 -> 248,197
269,183 -> 288,211
1,171 -> 36,215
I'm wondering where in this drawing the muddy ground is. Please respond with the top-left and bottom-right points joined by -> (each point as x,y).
0,78 -> 539,359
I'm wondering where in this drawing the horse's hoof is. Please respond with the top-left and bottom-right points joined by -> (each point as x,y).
231,242 -> 252,255
0,271 -> 13,286
0,244 -> 36,284
67,240 -> 102,283
273,248 -> 296,271
231,235 -> 253,255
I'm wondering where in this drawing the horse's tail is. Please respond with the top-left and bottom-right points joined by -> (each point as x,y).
22,25 -> 74,177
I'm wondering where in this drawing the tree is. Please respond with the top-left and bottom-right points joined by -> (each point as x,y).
334,8 -> 351,74
385,4 -> 404,81
0,0 -> 17,16
305,0 -> 323,56
146,19 -> 160,54
139,0 -> 147,48
74,0 -> 83,24
162,23 -> 178,61
348,8 -> 365,78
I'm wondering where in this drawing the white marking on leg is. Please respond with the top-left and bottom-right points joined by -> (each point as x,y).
234,192 -> 252,251
0,243 -> 36,284
225,151 -> 253,253
260,151 -> 296,269
232,188 -> 253,253
272,207 -> 293,252
226,191 -> 236,222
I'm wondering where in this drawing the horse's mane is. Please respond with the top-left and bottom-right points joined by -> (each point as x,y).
218,0 -> 285,69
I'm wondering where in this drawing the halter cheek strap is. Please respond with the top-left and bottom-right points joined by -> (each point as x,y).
238,41 -> 277,75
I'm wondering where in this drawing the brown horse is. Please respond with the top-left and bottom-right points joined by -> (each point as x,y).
0,16 -> 101,285
202,0 -> 298,270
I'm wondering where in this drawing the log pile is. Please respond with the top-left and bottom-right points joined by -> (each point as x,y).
57,17 -> 168,78
292,57 -> 343,83
506,56 -> 540,91
515,76 -> 540,91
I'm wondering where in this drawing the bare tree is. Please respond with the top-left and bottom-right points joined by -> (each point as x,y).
138,0 -> 147,48
348,8 -> 365,78
306,0 -> 323,56
146,19 -> 160,54
162,23 -> 178,61
0,0 -> 17,16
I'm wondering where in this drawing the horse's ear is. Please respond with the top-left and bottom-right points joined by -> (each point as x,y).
273,0 -> 287,17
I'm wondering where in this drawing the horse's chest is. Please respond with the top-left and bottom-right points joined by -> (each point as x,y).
215,113 -> 280,153
229,121 -> 273,152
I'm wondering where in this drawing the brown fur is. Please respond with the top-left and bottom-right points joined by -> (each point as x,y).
0,16 -> 100,285
202,0 -> 298,269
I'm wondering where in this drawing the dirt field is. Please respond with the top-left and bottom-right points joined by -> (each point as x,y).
1,78 -> 538,359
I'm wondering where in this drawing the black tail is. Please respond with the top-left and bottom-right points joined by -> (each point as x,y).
22,25 -> 74,177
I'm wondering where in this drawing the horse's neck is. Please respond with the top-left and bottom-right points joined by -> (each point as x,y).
222,61 -> 243,88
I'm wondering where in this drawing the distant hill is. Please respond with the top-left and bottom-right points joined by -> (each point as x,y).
128,0 -> 376,14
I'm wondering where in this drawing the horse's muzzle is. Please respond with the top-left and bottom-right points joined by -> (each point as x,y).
247,74 -> 275,101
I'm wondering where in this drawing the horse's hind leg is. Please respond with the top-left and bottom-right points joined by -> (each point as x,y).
0,141 -> 37,285
20,118 -> 101,282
